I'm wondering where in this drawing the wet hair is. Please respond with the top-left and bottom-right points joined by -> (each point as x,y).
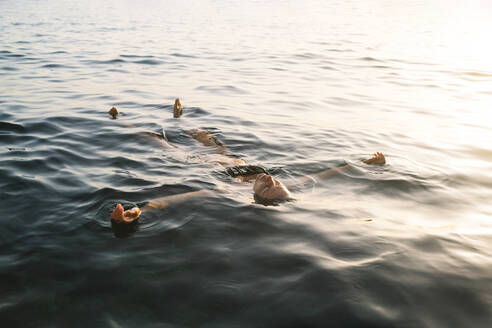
226,165 -> 269,178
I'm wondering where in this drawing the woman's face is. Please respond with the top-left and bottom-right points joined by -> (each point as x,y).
253,174 -> 290,200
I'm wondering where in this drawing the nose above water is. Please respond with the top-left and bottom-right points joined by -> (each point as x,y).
261,174 -> 274,185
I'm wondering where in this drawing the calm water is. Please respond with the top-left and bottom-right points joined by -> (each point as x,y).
1,0 -> 492,326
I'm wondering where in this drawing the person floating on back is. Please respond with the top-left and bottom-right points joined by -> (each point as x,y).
106,98 -> 386,224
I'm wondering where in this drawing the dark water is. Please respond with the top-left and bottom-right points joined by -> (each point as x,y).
1,0 -> 492,327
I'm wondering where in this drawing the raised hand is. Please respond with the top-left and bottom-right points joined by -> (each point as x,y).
363,152 -> 386,165
110,204 -> 141,223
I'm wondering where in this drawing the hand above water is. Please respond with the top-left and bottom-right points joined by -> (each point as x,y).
110,203 -> 141,223
363,152 -> 386,165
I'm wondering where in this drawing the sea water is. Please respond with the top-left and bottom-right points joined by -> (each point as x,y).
1,0 -> 491,326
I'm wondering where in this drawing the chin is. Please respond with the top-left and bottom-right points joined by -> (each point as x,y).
253,193 -> 292,206
264,187 -> 290,200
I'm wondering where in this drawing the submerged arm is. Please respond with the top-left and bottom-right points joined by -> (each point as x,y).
110,189 -> 223,223
310,163 -> 353,180
143,189 -> 220,210
285,164 -> 352,189
287,152 -> 386,187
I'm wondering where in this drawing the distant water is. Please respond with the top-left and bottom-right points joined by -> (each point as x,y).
1,0 -> 492,327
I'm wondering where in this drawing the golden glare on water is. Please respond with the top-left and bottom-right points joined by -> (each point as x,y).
445,2 -> 492,69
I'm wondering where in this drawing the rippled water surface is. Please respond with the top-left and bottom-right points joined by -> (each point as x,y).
1,0 -> 492,327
